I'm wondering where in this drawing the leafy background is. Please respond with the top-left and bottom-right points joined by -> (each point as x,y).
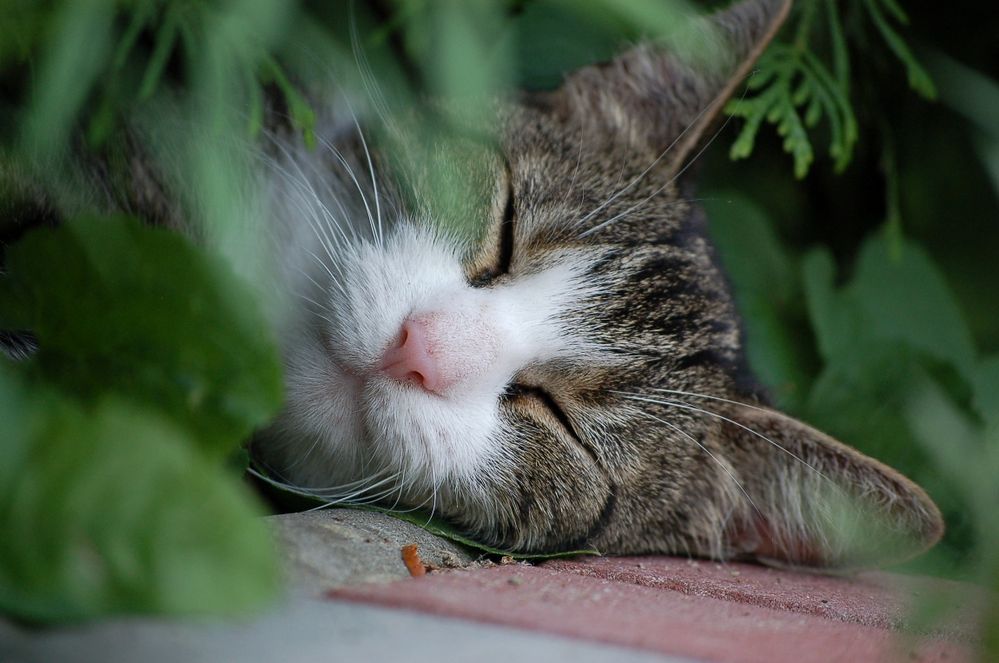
0,0 -> 996,647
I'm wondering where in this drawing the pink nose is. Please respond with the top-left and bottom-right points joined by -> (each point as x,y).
379,317 -> 448,394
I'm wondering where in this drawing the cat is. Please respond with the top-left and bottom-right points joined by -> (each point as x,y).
248,0 -> 943,567
3,0 -> 943,568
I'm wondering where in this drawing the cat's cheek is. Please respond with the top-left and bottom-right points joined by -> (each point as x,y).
259,343 -> 370,488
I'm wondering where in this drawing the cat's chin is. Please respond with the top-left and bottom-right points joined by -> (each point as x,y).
359,373 -> 505,487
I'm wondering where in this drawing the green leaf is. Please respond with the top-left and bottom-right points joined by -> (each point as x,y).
110,3 -> 154,72
507,1 -> 625,90
19,1 -> 115,156
850,234 -> 976,375
801,248 -> 855,363
803,233 -> 976,376
805,339 -> 926,462
824,0 -> 850,92
138,6 -> 179,100
507,0 -> 705,90
863,0 -> 936,99
0,367 -> 280,623
799,49 -> 857,170
0,215 -> 283,459
905,380 -> 996,514
705,193 -> 812,408
260,57 -> 317,149
726,45 -> 856,178
972,356 -> 999,430
727,90 -> 771,160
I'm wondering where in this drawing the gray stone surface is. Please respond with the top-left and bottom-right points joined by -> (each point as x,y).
269,508 -> 478,592
8,510 -> 685,663
1,597 -> 690,663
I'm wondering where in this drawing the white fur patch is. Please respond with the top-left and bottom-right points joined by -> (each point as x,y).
264,152 -> 607,499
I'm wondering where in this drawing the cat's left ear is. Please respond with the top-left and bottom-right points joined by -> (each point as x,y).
538,0 -> 791,173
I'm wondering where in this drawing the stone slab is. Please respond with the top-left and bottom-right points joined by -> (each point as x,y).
329,564 -> 974,663
542,556 -> 982,639
1,596 -> 687,663
268,508 -> 477,592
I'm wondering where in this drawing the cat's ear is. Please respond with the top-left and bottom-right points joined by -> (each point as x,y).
718,405 -> 944,568
537,0 -> 791,173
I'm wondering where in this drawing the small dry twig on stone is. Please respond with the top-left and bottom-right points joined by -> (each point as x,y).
401,544 -> 427,577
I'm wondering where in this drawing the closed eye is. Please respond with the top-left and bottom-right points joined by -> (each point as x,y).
503,383 -> 601,468
470,159 -> 515,287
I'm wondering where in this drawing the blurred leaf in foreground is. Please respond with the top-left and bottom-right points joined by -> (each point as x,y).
0,215 -> 283,459
0,215 -> 285,622
18,1 -> 114,157
905,378 -> 999,650
0,367 -> 280,623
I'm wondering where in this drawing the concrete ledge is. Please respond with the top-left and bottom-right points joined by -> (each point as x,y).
543,556 -> 981,639
330,561 -> 978,662
5,510 -> 986,662
269,509 -> 477,591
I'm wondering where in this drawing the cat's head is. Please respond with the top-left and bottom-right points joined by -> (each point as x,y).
254,0 -> 943,567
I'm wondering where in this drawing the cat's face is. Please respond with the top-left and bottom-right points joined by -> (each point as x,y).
254,0 -> 943,567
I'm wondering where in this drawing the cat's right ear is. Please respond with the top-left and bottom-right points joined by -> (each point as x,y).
533,0 -> 791,175
717,405 -> 944,568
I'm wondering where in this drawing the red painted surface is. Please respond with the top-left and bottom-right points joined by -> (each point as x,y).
329,560 -> 976,663
543,556 -> 981,639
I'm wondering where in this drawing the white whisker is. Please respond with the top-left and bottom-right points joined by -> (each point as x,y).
651,388 -> 772,414
318,134 -> 379,243
616,392 -> 830,482
347,103 -> 384,246
349,6 -> 394,130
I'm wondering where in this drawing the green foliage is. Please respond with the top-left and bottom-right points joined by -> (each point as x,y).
12,0 -> 308,154
728,43 -> 857,178
0,217 -> 284,622
705,193 -> 814,408
0,216 -> 283,458
727,0 -> 934,177
803,235 -> 976,375
18,0 -> 115,154
861,0 -> 936,99
0,371 -> 280,622
709,218 -> 998,647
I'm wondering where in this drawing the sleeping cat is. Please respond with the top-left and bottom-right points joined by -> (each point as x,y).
4,0 -> 943,567
248,0 -> 943,567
